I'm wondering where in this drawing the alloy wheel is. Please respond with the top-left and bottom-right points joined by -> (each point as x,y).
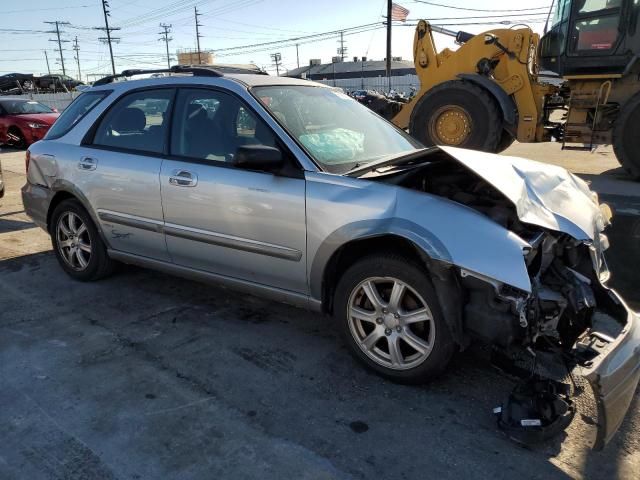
347,276 -> 436,370
56,211 -> 92,271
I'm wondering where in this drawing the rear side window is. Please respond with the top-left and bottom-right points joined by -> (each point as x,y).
93,89 -> 174,154
45,91 -> 109,140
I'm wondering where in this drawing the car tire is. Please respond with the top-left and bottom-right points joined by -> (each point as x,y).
50,199 -> 115,281
495,130 -> 516,153
334,253 -> 455,384
409,80 -> 503,152
612,92 -> 640,180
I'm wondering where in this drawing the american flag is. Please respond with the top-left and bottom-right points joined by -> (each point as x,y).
391,3 -> 410,22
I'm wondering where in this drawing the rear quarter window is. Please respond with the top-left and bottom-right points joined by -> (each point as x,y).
45,91 -> 110,140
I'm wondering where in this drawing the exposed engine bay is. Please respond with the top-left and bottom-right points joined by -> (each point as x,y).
368,150 -> 633,448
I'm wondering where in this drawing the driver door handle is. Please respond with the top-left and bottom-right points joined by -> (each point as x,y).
169,169 -> 198,187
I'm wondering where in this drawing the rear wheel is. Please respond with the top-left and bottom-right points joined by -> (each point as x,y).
50,199 -> 115,281
334,254 -> 455,384
613,93 -> 640,179
410,80 -> 503,152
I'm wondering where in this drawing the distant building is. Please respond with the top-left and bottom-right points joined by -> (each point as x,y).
177,49 -> 214,66
285,58 -> 419,94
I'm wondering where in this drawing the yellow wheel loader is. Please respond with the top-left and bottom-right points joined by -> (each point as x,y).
393,0 -> 640,178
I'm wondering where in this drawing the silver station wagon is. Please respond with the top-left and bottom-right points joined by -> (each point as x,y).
22,66 -> 640,448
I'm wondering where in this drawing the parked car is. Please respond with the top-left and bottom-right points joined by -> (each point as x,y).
0,73 -> 35,94
36,74 -> 83,92
0,98 -> 59,148
21,68 -> 640,449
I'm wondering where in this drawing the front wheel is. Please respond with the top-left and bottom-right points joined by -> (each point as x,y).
409,80 -> 503,152
334,254 -> 455,384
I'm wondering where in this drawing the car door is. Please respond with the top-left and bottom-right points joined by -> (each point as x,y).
76,87 -> 175,261
160,87 -> 307,293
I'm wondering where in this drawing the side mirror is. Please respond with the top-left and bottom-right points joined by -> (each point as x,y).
234,144 -> 283,172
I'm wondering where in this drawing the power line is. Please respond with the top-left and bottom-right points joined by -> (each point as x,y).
410,1 -> 551,12
159,23 -> 173,69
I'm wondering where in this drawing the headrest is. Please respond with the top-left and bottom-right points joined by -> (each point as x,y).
112,107 -> 146,132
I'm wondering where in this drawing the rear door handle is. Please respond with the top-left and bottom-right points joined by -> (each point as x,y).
78,156 -> 98,171
169,169 -> 198,187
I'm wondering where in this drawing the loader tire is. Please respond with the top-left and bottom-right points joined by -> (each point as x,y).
410,80 -> 503,152
495,130 -> 516,153
612,93 -> 640,180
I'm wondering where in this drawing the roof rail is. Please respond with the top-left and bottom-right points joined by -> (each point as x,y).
93,65 -> 223,87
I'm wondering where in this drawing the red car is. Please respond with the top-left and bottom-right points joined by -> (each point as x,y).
0,98 -> 59,148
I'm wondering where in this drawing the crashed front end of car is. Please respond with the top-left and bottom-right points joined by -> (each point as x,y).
368,146 -> 640,448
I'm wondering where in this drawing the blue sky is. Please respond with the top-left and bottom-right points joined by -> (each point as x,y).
1,0 -> 552,79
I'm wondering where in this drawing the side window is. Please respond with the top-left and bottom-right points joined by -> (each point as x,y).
570,0 -> 622,53
93,89 -> 173,154
46,90 -> 109,140
170,89 -> 277,163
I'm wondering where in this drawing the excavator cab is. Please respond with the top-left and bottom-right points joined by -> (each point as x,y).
539,0 -> 639,76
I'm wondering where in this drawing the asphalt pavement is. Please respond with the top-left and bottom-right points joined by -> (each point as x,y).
1,143 -> 639,479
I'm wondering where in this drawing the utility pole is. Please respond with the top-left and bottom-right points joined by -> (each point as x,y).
337,31 -> 347,62
386,0 -> 392,92
96,0 -> 120,75
270,53 -> 282,76
43,51 -> 51,75
295,43 -> 300,69
387,0 -> 393,91
194,6 -> 204,64
72,36 -> 81,80
44,21 -> 70,76
159,23 -> 173,69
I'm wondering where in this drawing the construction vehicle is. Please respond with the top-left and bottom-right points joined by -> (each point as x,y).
392,0 -> 640,178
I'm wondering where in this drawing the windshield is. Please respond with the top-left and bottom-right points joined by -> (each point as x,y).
252,85 -> 422,174
0,100 -> 53,115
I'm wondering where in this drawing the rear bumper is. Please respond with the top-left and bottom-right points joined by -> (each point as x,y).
578,290 -> 640,449
21,181 -> 52,231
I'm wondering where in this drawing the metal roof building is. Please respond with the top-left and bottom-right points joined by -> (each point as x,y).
284,59 -> 419,94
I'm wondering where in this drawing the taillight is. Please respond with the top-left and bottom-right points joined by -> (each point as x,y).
25,150 -> 30,173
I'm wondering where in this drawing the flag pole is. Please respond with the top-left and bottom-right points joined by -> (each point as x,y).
386,0 -> 392,93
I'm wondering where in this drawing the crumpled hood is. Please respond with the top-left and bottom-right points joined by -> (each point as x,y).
440,146 -> 608,241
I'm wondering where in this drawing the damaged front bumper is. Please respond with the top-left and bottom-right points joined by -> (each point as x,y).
577,290 -> 640,449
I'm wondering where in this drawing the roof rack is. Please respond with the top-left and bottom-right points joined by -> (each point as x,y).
93,65 -> 223,87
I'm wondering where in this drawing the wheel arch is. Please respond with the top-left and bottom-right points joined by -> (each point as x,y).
316,231 -> 465,347
456,73 -> 518,132
47,184 -> 111,248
